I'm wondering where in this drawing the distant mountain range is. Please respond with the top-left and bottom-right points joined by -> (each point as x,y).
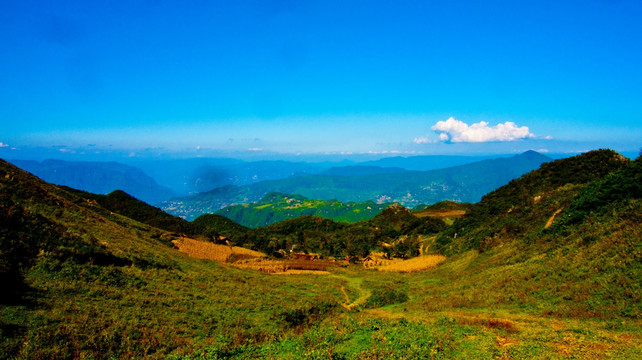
127,154 -> 530,195
127,158 -> 329,195
8,159 -> 175,205
7,153 -> 549,208
360,154 -> 505,171
162,151 -> 553,220
320,165 -> 406,177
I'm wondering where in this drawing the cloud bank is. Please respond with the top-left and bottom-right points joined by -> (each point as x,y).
430,117 -> 535,143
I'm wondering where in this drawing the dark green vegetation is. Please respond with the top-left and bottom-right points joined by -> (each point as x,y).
215,192 -> 390,228
2,150 -> 641,359
161,150 -> 552,220
199,203 -> 446,259
9,159 -> 175,205
192,214 -> 250,240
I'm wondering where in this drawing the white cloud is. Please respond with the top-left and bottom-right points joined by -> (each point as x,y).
430,117 -> 535,143
0,142 -> 8,148
413,136 -> 434,144
248,147 -> 263,152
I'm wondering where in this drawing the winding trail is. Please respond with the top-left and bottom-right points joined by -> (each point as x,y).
545,208 -> 563,229
332,275 -> 371,310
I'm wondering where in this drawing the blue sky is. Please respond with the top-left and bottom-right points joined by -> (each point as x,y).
1,0 -> 641,160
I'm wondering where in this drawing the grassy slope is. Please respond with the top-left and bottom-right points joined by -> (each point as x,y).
61,187 -> 206,236
434,149 -> 631,254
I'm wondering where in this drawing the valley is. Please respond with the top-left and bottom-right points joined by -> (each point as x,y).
0,149 -> 640,359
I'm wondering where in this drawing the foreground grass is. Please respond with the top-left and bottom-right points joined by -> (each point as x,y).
1,246 -> 347,359
2,247 -> 641,359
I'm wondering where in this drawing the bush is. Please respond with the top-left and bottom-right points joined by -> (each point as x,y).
274,300 -> 337,329
365,282 -> 409,308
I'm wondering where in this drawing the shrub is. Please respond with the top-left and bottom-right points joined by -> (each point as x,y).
365,282 -> 409,308
275,300 -> 337,329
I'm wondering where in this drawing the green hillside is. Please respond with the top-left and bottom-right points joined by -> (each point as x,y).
428,149 -> 641,319
192,213 -> 250,239
433,149 -> 632,254
162,150 -> 552,220
214,192 -> 390,228
2,152 -> 641,359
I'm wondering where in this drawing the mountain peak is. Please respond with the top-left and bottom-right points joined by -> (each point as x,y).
373,203 -> 414,224
385,202 -> 409,213
517,150 -> 551,161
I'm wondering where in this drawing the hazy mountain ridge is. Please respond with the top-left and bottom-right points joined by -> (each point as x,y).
128,158 -> 331,195
8,159 -> 175,205
162,151 -> 552,220
127,154 -> 522,195
320,165 -> 407,177
360,154 -> 506,171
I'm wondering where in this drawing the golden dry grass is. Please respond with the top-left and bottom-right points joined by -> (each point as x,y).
377,254 -> 447,273
232,258 -> 343,274
174,238 -> 342,274
173,237 -> 266,263
414,209 -> 466,218
232,258 -> 288,273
